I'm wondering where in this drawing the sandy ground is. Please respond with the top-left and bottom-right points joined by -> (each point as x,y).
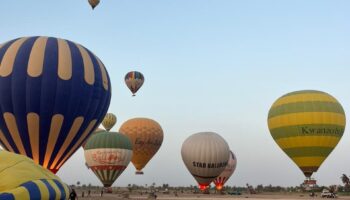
74,193 -> 350,200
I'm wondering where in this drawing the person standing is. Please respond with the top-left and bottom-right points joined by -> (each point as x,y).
69,189 -> 78,200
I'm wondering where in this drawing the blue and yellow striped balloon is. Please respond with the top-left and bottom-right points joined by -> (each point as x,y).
0,150 -> 69,200
0,179 -> 69,200
0,36 -> 111,174
268,90 -> 346,178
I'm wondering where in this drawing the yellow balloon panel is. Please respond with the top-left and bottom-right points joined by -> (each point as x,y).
102,113 -> 117,131
0,151 -> 69,199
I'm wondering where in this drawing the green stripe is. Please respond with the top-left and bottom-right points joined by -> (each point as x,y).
281,90 -> 327,98
106,169 -> 111,182
93,170 -> 103,184
85,131 -> 132,150
270,124 -> 344,140
268,101 -> 345,118
283,146 -> 333,157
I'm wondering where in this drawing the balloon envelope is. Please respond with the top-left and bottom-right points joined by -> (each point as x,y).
181,132 -> 230,190
213,151 -> 237,190
124,71 -> 144,96
88,0 -> 100,9
119,118 -> 163,174
0,36 -> 111,173
82,127 -> 105,149
268,90 -> 346,178
84,131 -> 133,187
0,150 -> 69,199
102,113 -> 117,131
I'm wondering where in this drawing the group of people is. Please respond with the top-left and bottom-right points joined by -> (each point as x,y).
69,189 -> 96,200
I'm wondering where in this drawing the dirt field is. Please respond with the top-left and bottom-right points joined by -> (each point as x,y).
74,193 -> 350,200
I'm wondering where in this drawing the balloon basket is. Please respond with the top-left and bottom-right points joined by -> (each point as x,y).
104,187 -> 113,193
303,178 -> 317,190
135,171 -> 144,175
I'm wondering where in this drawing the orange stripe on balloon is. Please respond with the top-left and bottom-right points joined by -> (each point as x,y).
57,39 -> 72,80
76,44 -> 95,85
27,113 -> 40,164
55,119 -> 97,170
3,112 -> 27,155
43,114 -> 64,169
0,37 -> 28,77
0,129 -> 15,152
27,37 -> 48,77
50,117 -> 84,168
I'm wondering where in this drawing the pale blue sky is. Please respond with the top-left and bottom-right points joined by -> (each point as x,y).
1,0 -> 350,187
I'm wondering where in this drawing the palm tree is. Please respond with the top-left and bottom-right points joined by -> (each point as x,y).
341,174 -> 349,186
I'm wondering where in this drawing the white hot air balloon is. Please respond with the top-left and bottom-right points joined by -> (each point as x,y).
181,132 -> 230,191
213,151 -> 237,190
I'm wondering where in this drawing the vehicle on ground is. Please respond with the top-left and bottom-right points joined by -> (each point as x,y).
321,189 -> 336,198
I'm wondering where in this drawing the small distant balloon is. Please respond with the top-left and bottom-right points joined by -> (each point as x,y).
124,71 -> 144,96
88,0 -> 100,9
102,113 -> 117,131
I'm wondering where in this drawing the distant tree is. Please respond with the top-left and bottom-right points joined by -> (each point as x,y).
77,181 -> 80,187
329,185 -> 337,193
132,184 -> 138,190
256,184 -> 263,193
337,185 -> 344,192
341,174 -> 350,186
341,174 -> 350,192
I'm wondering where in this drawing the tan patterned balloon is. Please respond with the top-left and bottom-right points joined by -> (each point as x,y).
119,118 -> 163,174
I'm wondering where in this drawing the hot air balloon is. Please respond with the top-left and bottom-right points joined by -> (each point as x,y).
0,150 -> 69,199
124,71 -> 144,96
213,151 -> 237,190
84,131 -> 133,187
268,90 -> 346,180
88,0 -> 100,9
119,118 -> 163,174
82,127 -> 105,149
181,132 -> 230,191
102,113 -> 117,131
0,36 -> 111,174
